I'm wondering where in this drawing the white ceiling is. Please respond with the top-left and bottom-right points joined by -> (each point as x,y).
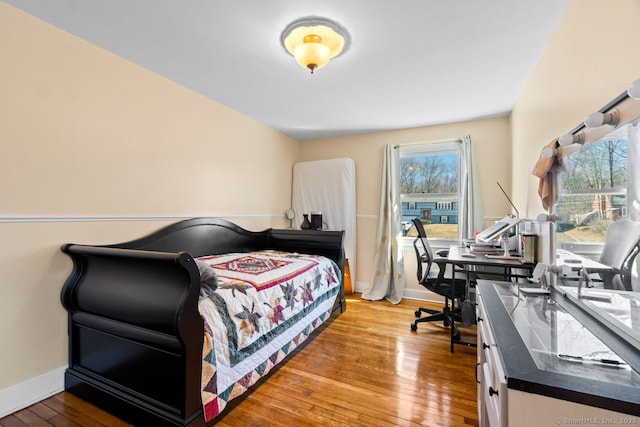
5,0 -> 570,141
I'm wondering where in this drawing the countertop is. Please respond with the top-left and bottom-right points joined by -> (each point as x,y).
477,280 -> 640,416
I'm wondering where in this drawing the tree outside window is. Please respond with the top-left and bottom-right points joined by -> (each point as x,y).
557,130 -> 628,243
400,149 -> 460,239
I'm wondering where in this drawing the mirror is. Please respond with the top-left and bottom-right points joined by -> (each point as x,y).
559,286 -> 640,352
556,121 -> 640,247
548,79 -> 640,352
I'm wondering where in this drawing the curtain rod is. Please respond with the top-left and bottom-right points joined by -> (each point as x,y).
393,137 -> 463,149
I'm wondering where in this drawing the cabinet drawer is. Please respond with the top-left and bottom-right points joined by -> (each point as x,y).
477,291 -> 507,427
482,361 -> 507,427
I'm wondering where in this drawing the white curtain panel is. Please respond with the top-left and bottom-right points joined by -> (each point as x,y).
460,135 -> 485,242
363,137 -> 482,303
362,144 -> 405,304
292,158 -> 357,283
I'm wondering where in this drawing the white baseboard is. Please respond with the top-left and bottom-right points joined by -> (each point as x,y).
402,288 -> 445,303
351,281 -> 444,304
353,280 -> 368,294
0,366 -> 66,418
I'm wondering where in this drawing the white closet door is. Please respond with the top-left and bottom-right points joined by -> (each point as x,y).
292,158 -> 357,283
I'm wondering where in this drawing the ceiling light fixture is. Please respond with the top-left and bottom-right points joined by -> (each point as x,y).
281,17 -> 350,75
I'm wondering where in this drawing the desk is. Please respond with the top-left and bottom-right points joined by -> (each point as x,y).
446,246 -> 537,351
448,245 -> 536,283
555,249 -> 613,281
555,249 -> 610,271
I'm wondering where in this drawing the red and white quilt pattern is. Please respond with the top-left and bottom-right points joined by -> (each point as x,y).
196,250 -> 341,421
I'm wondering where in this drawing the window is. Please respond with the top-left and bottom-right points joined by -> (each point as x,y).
400,143 -> 460,239
556,127 -> 628,243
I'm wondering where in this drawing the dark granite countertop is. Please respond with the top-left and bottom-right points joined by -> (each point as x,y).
477,280 -> 640,416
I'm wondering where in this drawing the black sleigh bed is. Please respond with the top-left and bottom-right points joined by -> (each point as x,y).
60,218 -> 346,426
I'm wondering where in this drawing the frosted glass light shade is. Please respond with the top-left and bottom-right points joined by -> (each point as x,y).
281,17 -> 349,74
293,40 -> 332,71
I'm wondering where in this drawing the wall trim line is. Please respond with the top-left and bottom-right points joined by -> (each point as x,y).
0,214 -> 280,224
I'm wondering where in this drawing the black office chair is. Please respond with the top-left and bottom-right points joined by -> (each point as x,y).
410,218 -> 469,332
595,219 -> 640,290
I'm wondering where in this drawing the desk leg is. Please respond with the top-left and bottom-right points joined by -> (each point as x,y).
450,311 -> 456,353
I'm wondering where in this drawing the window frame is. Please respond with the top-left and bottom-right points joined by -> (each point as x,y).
555,126 -> 629,252
399,142 -> 463,241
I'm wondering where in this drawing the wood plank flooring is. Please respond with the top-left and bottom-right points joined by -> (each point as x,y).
0,296 -> 478,427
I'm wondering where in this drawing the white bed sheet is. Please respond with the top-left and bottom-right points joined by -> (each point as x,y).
292,158 -> 357,284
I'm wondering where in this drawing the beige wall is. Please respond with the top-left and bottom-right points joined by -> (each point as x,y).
299,117 -> 512,295
512,0 -> 640,219
0,3 -> 298,390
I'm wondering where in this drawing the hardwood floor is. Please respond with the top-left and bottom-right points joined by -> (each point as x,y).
0,296 -> 478,427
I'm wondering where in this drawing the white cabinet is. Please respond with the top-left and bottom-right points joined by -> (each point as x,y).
477,292 -> 507,427
507,392 -> 638,426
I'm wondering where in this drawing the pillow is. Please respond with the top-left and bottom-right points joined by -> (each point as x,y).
195,259 -> 218,298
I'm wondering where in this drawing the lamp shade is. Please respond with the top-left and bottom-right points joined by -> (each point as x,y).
293,36 -> 332,71
281,17 -> 349,74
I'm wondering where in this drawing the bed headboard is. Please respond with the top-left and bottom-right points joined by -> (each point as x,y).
108,217 -> 269,256
105,217 -> 345,269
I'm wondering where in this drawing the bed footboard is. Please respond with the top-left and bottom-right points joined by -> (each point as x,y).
61,244 -> 205,426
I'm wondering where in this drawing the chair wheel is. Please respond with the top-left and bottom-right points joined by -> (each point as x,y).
414,310 -> 421,317
411,323 -> 417,331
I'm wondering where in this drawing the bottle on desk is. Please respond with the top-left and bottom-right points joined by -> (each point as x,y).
522,234 -> 538,263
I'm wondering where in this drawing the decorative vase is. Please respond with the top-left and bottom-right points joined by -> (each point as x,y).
300,214 -> 312,230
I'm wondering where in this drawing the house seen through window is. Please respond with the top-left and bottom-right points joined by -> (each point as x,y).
556,127 -> 628,243
400,146 -> 460,239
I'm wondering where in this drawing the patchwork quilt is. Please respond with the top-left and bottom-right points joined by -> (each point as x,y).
196,250 -> 341,421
